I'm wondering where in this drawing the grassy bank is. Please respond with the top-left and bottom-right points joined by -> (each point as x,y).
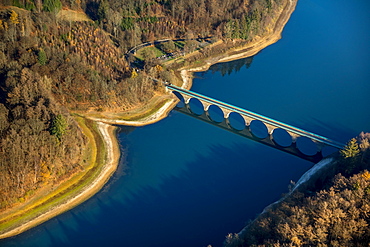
83,97 -> 171,121
0,117 -> 115,239
117,99 -> 170,121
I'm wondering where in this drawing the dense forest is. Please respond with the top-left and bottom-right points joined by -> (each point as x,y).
225,133 -> 370,246
2,0 -> 285,50
0,0 -> 287,212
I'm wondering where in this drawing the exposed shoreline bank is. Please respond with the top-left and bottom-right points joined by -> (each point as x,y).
0,0 -> 298,239
0,121 -> 120,239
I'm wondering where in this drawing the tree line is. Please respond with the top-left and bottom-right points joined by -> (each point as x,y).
225,133 -> 370,247
69,0 -> 287,50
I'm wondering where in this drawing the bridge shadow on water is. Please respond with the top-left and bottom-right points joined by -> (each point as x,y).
107,142 -> 310,247
1,113 -> 352,247
174,104 -> 347,161
169,83 -> 351,162
4,139 -> 312,247
283,116 -> 358,156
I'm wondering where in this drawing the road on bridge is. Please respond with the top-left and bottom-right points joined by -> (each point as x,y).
165,83 -> 345,150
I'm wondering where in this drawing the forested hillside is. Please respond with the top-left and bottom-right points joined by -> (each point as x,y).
225,133 -> 370,247
0,0 -> 288,212
3,0 -> 286,49
73,0 -> 283,50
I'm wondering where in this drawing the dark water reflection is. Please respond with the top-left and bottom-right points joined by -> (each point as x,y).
206,56 -> 254,76
272,128 -> 292,147
188,98 -> 205,116
249,120 -> 268,139
227,112 -> 245,131
207,105 -> 224,123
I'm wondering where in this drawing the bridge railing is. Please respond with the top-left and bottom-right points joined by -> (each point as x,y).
166,84 -> 346,150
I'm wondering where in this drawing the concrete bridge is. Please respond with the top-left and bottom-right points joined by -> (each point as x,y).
164,83 -> 345,163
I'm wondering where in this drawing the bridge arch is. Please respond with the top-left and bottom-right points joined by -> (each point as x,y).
227,112 -> 246,131
296,136 -> 319,156
163,82 -> 345,163
249,120 -> 268,139
172,91 -> 185,108
188,98 -> 204,116
271,128 -> 293,148
206,105 -> 224,123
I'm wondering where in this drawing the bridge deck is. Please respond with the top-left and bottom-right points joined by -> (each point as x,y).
166,84 -> 345,150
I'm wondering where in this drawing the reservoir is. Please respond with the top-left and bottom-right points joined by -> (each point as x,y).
1,0 -> 369,246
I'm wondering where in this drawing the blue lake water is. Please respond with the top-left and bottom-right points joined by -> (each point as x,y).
1,0 -> 370,246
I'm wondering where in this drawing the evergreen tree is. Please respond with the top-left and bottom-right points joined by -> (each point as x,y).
121,17 -> 134,31
50,114 -> 67,141
341,138 -> 360,159
38,48 -> 47,65
43,0 -> 62,13
98,0 -> 108,22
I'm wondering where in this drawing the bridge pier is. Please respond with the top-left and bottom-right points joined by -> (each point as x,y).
165,83 -> 344,163
183,95 -> 192,105
175,104 -> 326,163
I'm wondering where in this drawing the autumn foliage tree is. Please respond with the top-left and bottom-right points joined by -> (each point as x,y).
225,134 -> 370,247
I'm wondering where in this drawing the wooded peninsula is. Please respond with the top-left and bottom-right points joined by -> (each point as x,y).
0,0 -> 369,246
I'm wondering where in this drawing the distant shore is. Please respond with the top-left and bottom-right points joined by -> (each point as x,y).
178,0 -> 297,84
0,0 -> 298,239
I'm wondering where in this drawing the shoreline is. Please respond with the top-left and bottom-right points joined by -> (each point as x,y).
176,0 -> 297,92
88,100 -> 178,127
237,157 -> 335,237
0,0 -> 298,239
0,122 -> 120,239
